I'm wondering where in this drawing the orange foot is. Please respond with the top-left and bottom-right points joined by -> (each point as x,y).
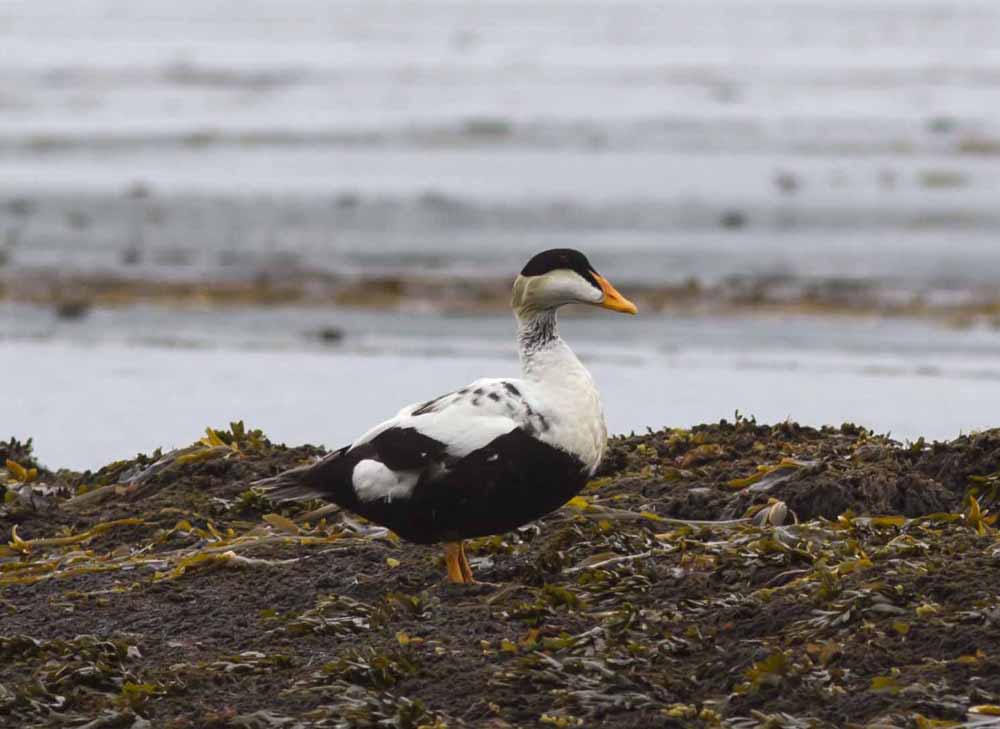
443,540 -> 479,584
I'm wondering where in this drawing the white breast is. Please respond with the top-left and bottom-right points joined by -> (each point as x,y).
519,342 -> 607,474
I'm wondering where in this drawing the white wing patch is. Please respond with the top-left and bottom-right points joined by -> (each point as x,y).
352,459 -> 420,503
351,378 -> 549,459
405,379 -> 551,440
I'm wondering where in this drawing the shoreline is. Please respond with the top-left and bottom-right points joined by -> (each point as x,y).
5,269 -> 1000,327
6,337 -> 1000,473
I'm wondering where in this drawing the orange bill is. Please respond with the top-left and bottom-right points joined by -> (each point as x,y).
594,274 -> 638,314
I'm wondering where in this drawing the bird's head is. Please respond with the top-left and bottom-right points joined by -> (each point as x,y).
511,249 -> 638,316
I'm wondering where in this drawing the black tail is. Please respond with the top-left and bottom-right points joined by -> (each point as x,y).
251,446 -> 351,503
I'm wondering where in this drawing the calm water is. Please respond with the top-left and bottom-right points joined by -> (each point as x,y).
2,0 -> 1000,463
2,0 -> 1000,288
5,305 -> 1000,469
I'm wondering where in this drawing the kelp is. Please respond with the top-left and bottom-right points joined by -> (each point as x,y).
0,437 -> 37,471
4,458 -> 38,484
2,420 -> 1000,727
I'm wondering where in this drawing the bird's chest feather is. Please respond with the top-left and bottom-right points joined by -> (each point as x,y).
528,378 -> 607,475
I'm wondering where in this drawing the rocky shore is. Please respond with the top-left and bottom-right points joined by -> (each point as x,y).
2,420 -> 1000,728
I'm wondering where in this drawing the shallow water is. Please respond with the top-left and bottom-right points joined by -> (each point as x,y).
5,308 -> 1000,470
3,0 -> 1000,464
3,0 -> 1000,293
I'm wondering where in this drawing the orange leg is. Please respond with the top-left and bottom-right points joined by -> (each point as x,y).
443,542 -> 467,583
458,541 -> 475,583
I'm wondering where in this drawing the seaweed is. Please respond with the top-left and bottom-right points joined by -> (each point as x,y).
0,437 -> 37,470
1,421 -> 1000,727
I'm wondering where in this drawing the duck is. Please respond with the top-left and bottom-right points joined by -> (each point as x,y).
257,249 -> 637,583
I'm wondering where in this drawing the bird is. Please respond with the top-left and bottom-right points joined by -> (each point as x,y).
256,249 -> 637,583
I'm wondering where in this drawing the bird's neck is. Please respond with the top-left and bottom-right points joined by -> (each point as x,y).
516,308 -> 588,384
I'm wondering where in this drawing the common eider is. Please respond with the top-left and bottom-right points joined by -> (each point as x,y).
258,249 -> 637,583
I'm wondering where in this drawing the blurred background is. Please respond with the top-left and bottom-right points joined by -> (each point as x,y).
3,0 -> 1000,469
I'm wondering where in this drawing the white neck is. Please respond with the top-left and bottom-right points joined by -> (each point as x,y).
515,308 -> 589,384
514,305 -> 607,473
